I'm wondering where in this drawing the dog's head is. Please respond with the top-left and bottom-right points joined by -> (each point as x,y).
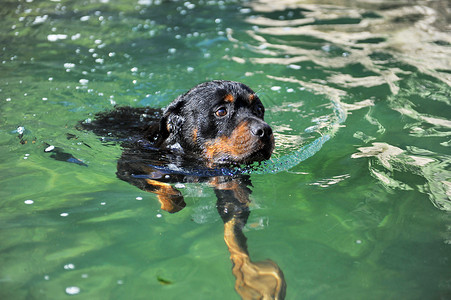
158,80 -> 274,165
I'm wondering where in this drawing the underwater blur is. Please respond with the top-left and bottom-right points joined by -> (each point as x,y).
0,0 -> 450,299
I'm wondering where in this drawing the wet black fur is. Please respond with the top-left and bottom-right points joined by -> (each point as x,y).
81,80 -> 273,166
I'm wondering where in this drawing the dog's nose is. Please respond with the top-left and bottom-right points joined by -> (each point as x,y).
250,121 -> 272,138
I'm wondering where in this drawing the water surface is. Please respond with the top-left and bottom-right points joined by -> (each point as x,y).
1,0 -> 450,299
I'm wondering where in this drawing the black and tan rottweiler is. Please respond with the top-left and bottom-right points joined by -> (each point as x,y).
81,80 -> 286,299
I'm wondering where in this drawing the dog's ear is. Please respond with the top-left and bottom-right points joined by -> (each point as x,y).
159,95 -> 185,140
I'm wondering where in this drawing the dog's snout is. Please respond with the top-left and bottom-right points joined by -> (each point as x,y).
250,121 -> 272,138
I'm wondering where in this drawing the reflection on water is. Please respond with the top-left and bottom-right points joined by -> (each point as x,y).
352,142 -> 451,211
245,0 -> 450,85
235,0 -> 450,211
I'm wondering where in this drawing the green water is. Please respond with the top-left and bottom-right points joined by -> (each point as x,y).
1,0 -> 450,299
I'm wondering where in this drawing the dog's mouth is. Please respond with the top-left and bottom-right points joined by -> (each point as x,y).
203,120 -> 275,165
234,134 -> 274,165
206,147 -> 274,166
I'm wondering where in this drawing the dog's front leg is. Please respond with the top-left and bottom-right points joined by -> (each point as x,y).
213,177 -> 286,300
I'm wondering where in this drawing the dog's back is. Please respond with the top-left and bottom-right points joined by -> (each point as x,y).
79,106 -> 161,144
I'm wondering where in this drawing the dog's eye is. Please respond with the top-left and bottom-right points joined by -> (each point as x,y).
215,107 -> 228,117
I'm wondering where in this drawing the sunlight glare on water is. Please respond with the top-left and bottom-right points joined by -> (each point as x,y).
0,0 -> 450,299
